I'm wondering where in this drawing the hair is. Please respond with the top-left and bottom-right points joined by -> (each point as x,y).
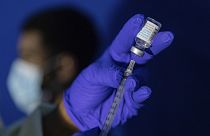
21,6 -> 99,72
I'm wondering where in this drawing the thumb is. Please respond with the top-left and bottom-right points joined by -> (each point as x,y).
109,14 -> 145,63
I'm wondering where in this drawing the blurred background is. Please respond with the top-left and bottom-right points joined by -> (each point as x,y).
0,0 -> 209,136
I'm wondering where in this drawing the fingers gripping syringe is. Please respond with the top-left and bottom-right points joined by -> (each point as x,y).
99,17 -> 161,136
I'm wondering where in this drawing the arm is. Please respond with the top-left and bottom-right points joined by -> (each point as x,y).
58,100 -> 79,132
42,100 -> 79,136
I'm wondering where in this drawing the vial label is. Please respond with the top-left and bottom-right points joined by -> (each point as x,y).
137,20 -> 159,44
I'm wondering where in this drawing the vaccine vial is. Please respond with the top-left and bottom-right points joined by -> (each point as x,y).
130,17 -> 161,56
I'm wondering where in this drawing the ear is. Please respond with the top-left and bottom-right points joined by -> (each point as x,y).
56,53 -> 77,85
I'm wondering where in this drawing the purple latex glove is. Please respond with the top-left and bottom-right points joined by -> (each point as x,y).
64,14 -> 174,131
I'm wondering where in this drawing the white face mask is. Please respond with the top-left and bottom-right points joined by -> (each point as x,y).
7,59 -> 43,114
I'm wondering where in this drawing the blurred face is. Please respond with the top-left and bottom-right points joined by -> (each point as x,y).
7,30 -> 48,114
18,30 -> 76,101
7,30 -> 76,113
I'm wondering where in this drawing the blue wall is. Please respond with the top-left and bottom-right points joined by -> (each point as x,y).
0,0 -> 210,135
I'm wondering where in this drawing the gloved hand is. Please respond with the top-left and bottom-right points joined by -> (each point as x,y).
64,14 -> 174,131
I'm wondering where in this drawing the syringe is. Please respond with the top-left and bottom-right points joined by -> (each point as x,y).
99,17 -> 162,136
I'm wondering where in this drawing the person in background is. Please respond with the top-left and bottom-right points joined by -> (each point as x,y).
2,7 -> 99,136
2,6 -> 174,136
6,7 -> 98,115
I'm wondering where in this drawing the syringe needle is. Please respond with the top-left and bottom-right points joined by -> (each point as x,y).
100,60 -> 135,136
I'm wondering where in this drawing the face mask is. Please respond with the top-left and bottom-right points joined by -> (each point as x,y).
7,58 -> 43,114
